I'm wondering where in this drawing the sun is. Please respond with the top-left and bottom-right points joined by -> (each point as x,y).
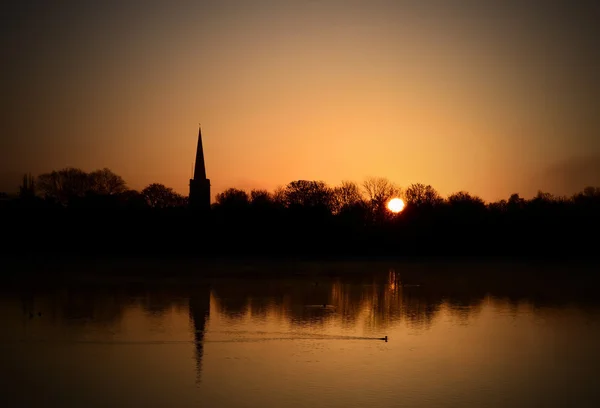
387,197 -> 405,213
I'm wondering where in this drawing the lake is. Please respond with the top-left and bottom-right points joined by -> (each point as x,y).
1,259 -> 600,407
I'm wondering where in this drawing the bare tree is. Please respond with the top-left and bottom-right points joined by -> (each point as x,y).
362,177 -> 400,205
37,167 -> 90,204
89,168 -> 127,195
272,186 -> 287,207
361,177 -> 401,223
405,183 -> 443,208
332,181 -> 364,214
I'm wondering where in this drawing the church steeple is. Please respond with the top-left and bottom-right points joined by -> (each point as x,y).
193,125 -> 207,180
189,125 -> 211,210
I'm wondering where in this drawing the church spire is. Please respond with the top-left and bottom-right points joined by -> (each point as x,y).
189,125 -> 211,210
193,124 -> 207,180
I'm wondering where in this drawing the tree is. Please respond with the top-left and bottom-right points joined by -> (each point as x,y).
533,191 -> 554,202
284,180 -> 334,210
507,193 -> 525,211
447,191 -> 485,206
272,186 -> 287,207
405,183 -> 443,208
215,188 -> 250,209
488,199 -> 507,212
36,167 -> 129,206
332,181 -> 364,214
250,189 -> 273,207
37,167 -> 90,204
572,186 -> 600,208
141,183 -> 187,208
362,177 -> 400,222
447,191 -> 486,217
362,177 -> 400,206
88,168 -> 127,195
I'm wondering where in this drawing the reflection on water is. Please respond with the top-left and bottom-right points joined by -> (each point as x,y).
1,264 -> 600,408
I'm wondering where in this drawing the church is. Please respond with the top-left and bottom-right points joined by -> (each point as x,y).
189,126 -> 211,210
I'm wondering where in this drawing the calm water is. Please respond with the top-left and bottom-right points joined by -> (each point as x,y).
1,262 -> 600,407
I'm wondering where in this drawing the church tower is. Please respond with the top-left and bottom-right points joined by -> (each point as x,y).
189,126 -> 211,210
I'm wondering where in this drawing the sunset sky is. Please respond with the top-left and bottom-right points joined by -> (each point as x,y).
2,0 -> 599,201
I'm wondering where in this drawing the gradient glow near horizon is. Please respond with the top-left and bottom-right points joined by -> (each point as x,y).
2,0 -> 599,200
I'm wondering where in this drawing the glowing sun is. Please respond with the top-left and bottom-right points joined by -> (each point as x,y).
387,198 -> 405,213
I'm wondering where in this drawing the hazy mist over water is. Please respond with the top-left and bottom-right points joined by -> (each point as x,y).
1,261 -> 599,407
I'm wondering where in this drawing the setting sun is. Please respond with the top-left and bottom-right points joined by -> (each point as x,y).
387,198 -> 405,213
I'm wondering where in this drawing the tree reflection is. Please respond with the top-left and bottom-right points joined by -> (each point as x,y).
209,272 -> 450,331
5,264 -> 599,389
208,265 -> 599,333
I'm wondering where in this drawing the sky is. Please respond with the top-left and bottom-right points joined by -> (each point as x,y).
2,0 -> 599,201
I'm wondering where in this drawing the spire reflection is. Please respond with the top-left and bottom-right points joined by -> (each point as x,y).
188,284 -> 211,385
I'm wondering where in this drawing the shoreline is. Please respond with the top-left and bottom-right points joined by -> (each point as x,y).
3,254 -> 598,284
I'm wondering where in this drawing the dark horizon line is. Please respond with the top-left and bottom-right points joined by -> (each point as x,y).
3,167 -> 600,205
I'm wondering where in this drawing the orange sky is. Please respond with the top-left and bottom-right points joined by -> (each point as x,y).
2,1 -> 599,201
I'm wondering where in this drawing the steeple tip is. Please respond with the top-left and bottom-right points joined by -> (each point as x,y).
192,124 -> 207,181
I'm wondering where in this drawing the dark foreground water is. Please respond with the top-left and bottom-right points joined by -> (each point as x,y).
1,260 -> 600,407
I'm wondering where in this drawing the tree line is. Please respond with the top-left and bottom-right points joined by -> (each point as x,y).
10,167 -> 187,209
6,166 -> 600,215
2,167 -> 599,258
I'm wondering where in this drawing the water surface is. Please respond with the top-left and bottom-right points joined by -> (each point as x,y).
1,261 -> 600,407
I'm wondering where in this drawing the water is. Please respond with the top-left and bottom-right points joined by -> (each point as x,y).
1,261 -> 600,407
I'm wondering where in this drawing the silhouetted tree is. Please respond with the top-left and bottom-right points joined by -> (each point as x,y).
284,180 -> 334,211
37,167 -> 90,204
583,186 -> 600,197
250,189 -> 281,212
405,183 -> 443,208
272,186 -> 287,207
332,181 -> 363,214
362,177 -> 400,223
215,188 -> 250,209
534,191 -> 554,202
488,199 -> 508,213
573,186 -> 600,204
446,192 -> 486,226
507,193 -> 526,212
362,177 -> 400,205
88,168 -> 127,195
250,189 -> 272,205
141,183 -> 187,208
528,191 -> 556,208
36,167 -> 130,206
447,191 -> 486,209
